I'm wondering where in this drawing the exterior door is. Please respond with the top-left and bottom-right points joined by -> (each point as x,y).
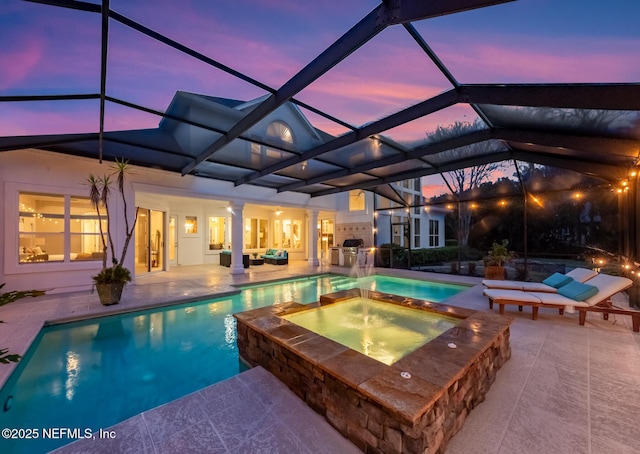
317,219 -> 334,263
150,210 -> 164,271
135,209 -> 166,274
136,209 -> 150,275
169,215 -> 177,267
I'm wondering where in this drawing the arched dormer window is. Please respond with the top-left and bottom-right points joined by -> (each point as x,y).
266,121 -> 294,145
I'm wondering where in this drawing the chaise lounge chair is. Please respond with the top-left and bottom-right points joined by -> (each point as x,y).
484,273 -> 639,332
483,267 -> 598,293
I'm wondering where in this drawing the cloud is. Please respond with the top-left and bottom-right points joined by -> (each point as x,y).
0,6 -> 100,93
0,103 -> 98,136
0,37 -> 44,91
425,31 -> 640,83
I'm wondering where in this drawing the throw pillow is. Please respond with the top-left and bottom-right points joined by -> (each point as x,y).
557,280 -> 599,301
542,272 -> 573,289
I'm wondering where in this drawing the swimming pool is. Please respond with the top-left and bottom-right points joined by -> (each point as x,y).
0,274 -> 467,453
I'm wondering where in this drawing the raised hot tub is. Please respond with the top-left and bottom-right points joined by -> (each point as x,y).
234,288 -> 511,453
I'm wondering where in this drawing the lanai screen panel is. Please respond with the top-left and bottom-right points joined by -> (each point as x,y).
480,105 -> 640,140
412,1 -> 640,85
379,104 -> 482,147
191,161 -> 254,181
277,159 -> 344,180
110,0 -> 374,89
293,25 -> 454,128
320,140 -> 403,168
106,20 -> 268,114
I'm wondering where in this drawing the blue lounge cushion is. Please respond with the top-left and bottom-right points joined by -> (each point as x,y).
543,272 -> 573,289
557,280 -> 599,301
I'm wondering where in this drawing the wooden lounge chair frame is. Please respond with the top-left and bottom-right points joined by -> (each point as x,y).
578,300 -> 640,332
487,291 -> 565,320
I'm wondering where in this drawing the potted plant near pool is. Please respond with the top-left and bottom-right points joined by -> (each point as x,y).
483,240 -> 515,280
87,159 -> 139,305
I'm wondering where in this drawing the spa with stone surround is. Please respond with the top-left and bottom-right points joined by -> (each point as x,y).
234,289 -> 511,454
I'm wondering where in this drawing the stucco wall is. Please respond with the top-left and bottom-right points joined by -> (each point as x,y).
1,150 -> 337,293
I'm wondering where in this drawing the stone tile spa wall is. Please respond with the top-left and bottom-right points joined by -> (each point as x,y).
234,290 -> 511,454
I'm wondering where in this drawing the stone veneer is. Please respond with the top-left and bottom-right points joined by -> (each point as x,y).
234,289 -> 511,454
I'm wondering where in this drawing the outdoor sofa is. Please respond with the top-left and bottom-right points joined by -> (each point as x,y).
261,249 -> 288,265
484,273 -> 639,332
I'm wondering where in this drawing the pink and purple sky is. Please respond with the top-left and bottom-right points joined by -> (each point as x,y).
1,0 -> 639,143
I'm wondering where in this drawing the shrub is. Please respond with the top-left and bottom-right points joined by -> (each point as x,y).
1,283 -> 46,364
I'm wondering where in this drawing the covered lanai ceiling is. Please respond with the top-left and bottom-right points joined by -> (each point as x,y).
1,0 -> 640,204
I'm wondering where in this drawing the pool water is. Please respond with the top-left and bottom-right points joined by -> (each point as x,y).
282,297 -> 460,365
0,274 -> 466,453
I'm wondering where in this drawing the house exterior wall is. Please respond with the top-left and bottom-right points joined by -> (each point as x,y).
370,180 -> 447,249
1,150 -> 335,294
335,191 -> 375,247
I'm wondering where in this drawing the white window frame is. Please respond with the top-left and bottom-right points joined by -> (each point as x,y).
5,182 -> 105,274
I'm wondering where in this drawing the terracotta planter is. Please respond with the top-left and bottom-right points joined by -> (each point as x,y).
95,282 -> 125,305
484,265 -> 505,280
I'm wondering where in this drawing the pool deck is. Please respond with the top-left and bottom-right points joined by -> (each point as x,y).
1,261 -> 639,453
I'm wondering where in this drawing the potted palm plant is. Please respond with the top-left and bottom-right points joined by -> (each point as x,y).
483,240 -> 515,280
88,159 -> 139,305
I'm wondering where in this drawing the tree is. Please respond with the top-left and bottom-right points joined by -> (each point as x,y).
427,119 -> 505,246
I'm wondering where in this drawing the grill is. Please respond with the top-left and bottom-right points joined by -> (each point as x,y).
342,239 -> 364,267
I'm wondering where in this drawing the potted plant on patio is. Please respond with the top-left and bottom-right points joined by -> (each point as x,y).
88,159 -> 139,305
483,240 -> 515,280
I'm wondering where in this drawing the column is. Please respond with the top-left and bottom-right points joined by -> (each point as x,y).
307,209 -> 320,266
229,201 -> 245,275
